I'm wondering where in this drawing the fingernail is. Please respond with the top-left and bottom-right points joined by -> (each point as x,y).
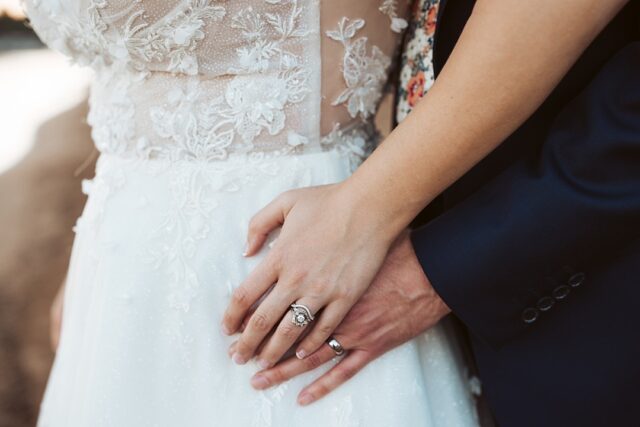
257,359 -> 271,369
221,324 -> 232,336
233,353 -> 246,365
242,241 -> 250,257
296,350 -> 306,360
298,392 -> 313,406
251,375 -> 270,390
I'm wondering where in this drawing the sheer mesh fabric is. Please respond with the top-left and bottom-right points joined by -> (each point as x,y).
24,0 -> 410,161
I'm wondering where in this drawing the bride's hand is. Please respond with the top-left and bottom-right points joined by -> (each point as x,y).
221,182 -> 397,368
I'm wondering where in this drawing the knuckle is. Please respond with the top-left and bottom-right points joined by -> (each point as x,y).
335,287 -> 354,302
231,287 -> 249,307
248,217 -> 263,235
267,368 -> 287,384
266,249 -> 283,270
337,365 -> 357,382
304,353 -> 324,370
250,312 -> 270,332
279,324 -> 299,340
279,190 -> 295,204
308,280 -> 328,295
235,341 -> 249,356
317,324 -> 335,337
285,268 -> 308,287
314,383 -> 330,398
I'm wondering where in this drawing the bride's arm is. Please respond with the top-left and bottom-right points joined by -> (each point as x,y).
222,0 -> 628,368
344,0 -> 627,240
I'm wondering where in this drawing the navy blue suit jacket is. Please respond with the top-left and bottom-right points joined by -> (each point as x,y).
410,2 -> 640,425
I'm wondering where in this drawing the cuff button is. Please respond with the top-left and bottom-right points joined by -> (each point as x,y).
568,272 -> 585,288
552,285 -> 571,300
522,308 -> 539,324
537,296 -> 555,312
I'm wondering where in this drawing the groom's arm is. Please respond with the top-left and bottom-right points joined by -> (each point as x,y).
411,42 -> 640,348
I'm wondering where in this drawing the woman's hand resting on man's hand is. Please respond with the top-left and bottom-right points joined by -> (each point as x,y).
221,183 -> 399,369
248,230 -> 451,406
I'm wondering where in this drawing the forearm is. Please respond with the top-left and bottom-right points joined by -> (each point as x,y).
344,0 -> 627,239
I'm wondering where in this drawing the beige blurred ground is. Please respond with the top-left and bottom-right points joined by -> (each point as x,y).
0,44 -> 93,426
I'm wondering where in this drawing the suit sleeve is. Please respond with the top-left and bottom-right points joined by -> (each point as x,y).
411,43 -> 640,348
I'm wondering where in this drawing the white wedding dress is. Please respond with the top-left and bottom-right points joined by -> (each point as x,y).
24,0 -> 480,425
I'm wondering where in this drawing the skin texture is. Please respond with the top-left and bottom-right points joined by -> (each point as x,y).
221,0 -> 628,402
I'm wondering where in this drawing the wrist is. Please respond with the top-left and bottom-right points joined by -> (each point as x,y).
338,176 -> 409,246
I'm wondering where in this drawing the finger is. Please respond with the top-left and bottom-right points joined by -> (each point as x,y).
231,287 -> 294,365
256,297 -> 322,369
244,192 -> 293,257
229,326 -> 276,358
251,344 -> 336,390
239,306 -> 256,332
222,256 -> 279,335
227,340 -> 238,357
297,350 -> 370,406
296,301 -> 350,359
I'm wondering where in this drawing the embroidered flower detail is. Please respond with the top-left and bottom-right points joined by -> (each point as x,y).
150,80 -> 234,161
231,7 -> 266,41
88,67 -> 144,156
321,123 -> 377,171
223,75 -> 290,143
327,18 -> 392,120
127,0 -> 226,75
287,131 -> 309,147
379,0 -> 409,33
235,40 -> 279,73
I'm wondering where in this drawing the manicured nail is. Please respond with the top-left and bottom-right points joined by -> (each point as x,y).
296,349 -> 306,360
251,375 -> 270,390
257,359 -> 271,369
298,392 -> 314,406
233,353 -> 246,365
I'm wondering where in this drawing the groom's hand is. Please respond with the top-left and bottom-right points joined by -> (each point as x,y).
249,231 -> 451,406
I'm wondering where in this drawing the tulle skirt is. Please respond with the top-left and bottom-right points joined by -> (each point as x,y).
38,150 -> 479,427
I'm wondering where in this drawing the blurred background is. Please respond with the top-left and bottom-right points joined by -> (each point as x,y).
0,2 -> 395,426
0,1 -> 92,426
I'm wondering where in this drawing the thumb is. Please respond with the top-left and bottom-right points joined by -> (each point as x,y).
244,191 -> 295,256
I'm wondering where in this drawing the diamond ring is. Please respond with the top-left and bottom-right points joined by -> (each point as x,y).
290,304 -> 314,327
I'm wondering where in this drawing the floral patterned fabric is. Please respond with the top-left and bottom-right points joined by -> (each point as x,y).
396,0 -> 439,123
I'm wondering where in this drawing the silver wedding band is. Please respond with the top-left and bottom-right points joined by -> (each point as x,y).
327,337 -> 345,356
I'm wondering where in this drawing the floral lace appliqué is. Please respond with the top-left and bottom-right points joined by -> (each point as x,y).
327,18 -> 391,120
125,0 -> 227,75
379,0 -> 409,33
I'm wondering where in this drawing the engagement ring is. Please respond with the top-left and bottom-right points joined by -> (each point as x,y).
290,304 -> 314,327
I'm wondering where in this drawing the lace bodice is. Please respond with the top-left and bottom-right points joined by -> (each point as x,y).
23,0 -> 410,164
